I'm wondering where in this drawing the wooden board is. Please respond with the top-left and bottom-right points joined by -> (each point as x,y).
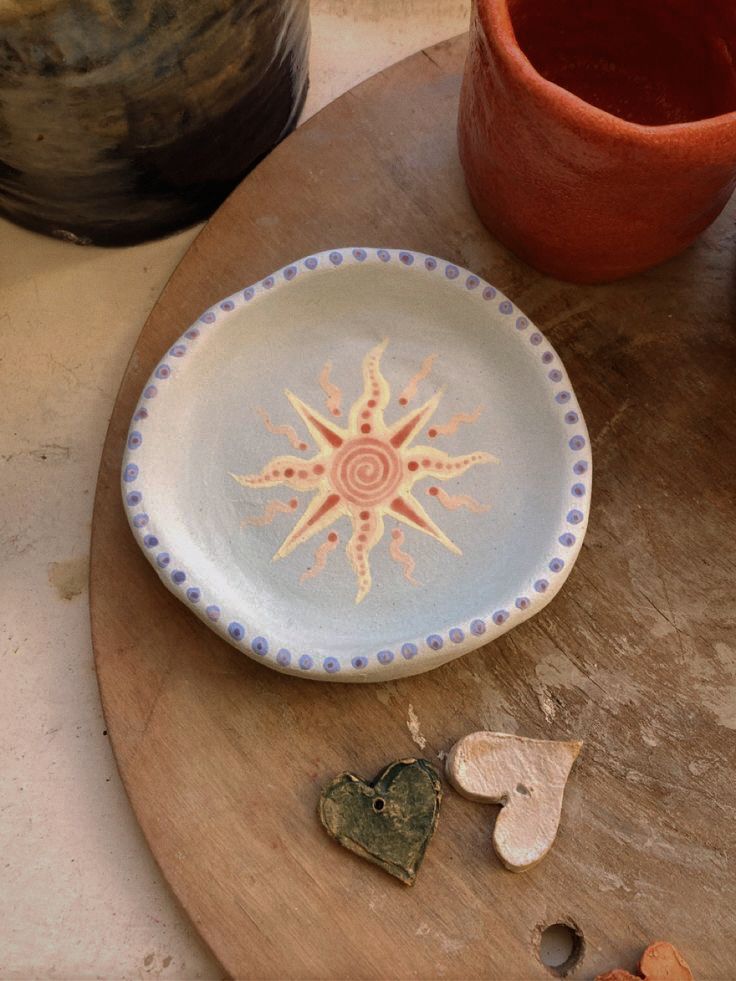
91,35 -> 736,979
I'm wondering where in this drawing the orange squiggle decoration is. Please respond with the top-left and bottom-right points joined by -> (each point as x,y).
257,407 -> 308,451
242,498 -> 298,527
429,486 -> 490,513
398,354 -> 436,406
301,533 -> 339,582
389,528 -> 420,586
319,362 -> 343,417
428,405 -> 483,437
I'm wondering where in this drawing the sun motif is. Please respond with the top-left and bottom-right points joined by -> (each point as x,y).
231,340 -> 497,603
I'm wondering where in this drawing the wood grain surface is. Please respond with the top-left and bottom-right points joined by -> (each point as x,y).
90,35 -> 736,979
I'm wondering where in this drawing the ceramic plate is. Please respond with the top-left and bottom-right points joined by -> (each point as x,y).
122,249 -> 591,682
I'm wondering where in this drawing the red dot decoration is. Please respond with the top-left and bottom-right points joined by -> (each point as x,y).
360,510 -> 370,520
367,399 -> 376,408
358,534 -> 367,542
361,423 -> 371,433
313,464 -> 324,475
289,498 -> 298,508
391,528 -> 401,539
284,468 -> 294,477
428,428 -> 437,438
328,532 -> 338,542
428,486 -> 439,496
408,461 -> 419,471
299,442 -> 308,450
331,408 -> 341,417
399,397 -> 408,406
298,470 -> 308,479
361,410 -> 371,419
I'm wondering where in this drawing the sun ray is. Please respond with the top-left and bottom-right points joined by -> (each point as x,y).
405,446 -> 498,483
301,531 -> 340,583
388,389 -> 444,449
285,390 -> 348,452
389,527 -> 420,586
319,361 -> 343,418
230,456 -> 325,492
256,407 -> 308,451
398,354 -> 436,406
348,338 -> 390,433
346,507 -> 384,604
428,405 -> 483,438
241,497 -> 298,527
273,490 -> 346,560
388,492 -> 461,555
427,486 -> 490,513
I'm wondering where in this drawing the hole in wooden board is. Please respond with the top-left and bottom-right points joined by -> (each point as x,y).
538,921 -> 584,976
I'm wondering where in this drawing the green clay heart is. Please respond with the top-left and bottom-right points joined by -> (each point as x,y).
318,758 -> 442,885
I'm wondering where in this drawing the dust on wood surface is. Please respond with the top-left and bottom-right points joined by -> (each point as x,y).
90,34 -> 736,980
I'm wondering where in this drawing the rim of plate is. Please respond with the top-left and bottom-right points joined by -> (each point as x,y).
121,248 -> 592,682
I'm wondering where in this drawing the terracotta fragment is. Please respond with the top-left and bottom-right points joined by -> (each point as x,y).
639,942 -> 693,980
595,941 -> 694,981
446,731 -> 582,871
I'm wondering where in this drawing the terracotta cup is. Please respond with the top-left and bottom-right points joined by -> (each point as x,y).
458,0 -> 736,282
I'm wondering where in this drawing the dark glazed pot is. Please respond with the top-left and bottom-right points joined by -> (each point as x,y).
0,0 -> 309,245
458,0 -> 736,282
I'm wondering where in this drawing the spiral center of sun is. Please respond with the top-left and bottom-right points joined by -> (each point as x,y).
329,436 -> 403,505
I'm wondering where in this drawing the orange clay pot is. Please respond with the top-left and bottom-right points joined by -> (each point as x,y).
458,0 -> 736,283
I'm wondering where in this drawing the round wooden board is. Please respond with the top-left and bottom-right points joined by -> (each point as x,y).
91,36 -> 736,980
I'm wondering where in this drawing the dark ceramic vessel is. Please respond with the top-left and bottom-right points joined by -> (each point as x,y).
459,0 -> 736,282
0,0 -> 309,245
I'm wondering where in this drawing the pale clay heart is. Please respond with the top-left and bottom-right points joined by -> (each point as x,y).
446,731 -> 582,872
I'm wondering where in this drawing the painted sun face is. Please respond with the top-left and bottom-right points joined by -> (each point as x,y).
231,340 -> 497,603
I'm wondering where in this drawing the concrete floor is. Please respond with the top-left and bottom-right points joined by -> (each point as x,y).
0,3 -> 470,978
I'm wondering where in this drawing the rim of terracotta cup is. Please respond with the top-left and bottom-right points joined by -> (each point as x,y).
480,0 -> 736,146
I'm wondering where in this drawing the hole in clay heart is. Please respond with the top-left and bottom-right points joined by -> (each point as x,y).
538,921 -> 584,976
373,797 -> 385,813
